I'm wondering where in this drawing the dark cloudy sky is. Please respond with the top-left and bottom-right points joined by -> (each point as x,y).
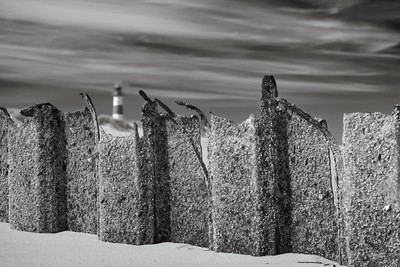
0,0 -> 399,141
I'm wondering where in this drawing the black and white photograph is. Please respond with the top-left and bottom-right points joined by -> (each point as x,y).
0,0 -> 399,266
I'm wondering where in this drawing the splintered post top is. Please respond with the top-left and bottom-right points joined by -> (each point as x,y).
261,75 -> 278,100
20,103 -> 55,117
0,107 -> 11,118
393,104 -> 400,118
139,90 -> 153,104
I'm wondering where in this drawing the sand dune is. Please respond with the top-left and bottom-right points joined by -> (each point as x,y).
0,222 -> 343,267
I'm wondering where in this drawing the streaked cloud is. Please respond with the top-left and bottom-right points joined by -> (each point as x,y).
0,0 -> 399,142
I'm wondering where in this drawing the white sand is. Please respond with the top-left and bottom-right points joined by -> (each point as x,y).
0,223 -> 343,267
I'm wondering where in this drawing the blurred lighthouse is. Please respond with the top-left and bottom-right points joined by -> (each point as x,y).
112,82 -> 124,120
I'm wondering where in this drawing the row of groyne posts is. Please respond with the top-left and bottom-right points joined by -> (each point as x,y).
0,76 -> 399,266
